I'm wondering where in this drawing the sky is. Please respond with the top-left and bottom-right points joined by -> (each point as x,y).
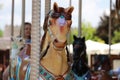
0,0 -> 116,30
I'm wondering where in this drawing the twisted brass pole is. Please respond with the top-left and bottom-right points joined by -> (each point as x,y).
30,0 -> 41,79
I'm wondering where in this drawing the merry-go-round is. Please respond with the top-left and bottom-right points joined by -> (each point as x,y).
2,0 -> 120,80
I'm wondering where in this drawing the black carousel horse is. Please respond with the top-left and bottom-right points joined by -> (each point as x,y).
72,35 -> 91,80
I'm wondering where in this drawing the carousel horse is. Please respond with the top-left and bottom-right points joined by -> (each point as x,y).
39,2 -> 74,80
9,36 -> 31,80
9,36 -> 24,80
72,35 -> 91,80
91,55 -> 113,80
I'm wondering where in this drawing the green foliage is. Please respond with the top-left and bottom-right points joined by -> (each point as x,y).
81,22 -> 95,40
112,30 -> 120,43
82,22 -> 104,42
96,11 -> 120,44
69,27 -> 78,44
0,29 -> 3,37
69,22 -> 104,44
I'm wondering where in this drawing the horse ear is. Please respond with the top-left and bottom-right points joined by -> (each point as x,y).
82,37 -> 85,41
66,6 -> 74,14
73,35 -> 77,40
53,2 -> 59,12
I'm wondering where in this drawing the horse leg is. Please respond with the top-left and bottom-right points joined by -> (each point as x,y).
19,60 -> 29,80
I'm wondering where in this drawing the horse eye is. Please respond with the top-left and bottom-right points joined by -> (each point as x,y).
51,13 -> 60,18
20,39 -> 22,42
65,14 -> 71,20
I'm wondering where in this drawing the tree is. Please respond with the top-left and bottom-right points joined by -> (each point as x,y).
82,22 -> 104,42
96,0 -> 120,44
112,30 -> 120,43
96,15 -> 109,44
69,27 -> 78,44
96,12 -> 120,44
0,29 -> 3,37
69,22 -> 104,44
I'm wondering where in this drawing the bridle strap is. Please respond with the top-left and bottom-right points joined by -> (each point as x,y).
42,12 -> 70,62
47,27 -> 55,41
53,43 -> 65,51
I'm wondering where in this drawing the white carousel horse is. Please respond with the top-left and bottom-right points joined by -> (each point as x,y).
9,37 -> 31,80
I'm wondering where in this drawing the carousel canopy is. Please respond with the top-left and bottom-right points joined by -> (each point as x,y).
85,40 -> 109,54
67,40 -> 109,54
111,43 -> 120,54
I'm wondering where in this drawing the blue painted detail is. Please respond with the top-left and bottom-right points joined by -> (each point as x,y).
16,57 -> 22,80
24,64 -> 31,80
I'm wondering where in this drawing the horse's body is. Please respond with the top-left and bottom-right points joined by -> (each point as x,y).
39,2 -> 74,80
72,35 -> 91,80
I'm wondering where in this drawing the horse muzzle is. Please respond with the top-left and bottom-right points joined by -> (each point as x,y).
53,39 -> 67,50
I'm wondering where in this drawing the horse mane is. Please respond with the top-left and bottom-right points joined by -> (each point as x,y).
43,15 -> 49,32
40,31 -> 47,52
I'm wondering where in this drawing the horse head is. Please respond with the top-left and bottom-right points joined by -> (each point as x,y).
73,35 -> 86,61
10,36 -> 24,60
41,2 -> 74,53
10,36 -> 25,79
72,35 -> 90,78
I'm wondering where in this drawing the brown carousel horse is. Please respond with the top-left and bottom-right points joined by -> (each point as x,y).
39,2 -> 74,80
91,55 -> 113,80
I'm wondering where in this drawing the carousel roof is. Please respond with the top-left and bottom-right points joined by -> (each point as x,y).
111,43 -> 120,54
85,40 -> 109,54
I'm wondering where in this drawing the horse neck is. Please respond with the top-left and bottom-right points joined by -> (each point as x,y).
40,38 -> 69,75
41,31 -> 51,52
74,48 -> 87,61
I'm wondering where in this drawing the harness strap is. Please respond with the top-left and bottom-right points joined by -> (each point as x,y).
73,71 -> 91,80
47,27 -> 55,41
24,63 -> 31,80
39,65 -> 74,80
16,56 -> 22,80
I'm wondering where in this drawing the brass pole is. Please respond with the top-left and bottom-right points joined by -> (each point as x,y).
30,0 -> 41,79
11,0 -> 14,36
78,0 -> 82,37
67,0 -> 72,45
45,0 -> 51,16
21,0 -> 25,37
108,0 -> 112,56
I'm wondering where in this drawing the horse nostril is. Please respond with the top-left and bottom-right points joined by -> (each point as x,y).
54,39 -> 58,43
57,17 -> 66,26
74,44 -> 80,48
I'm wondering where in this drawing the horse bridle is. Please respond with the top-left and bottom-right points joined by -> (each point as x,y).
74,46 -> 88,67
40,11 -> 70,62
47,10 -> 67,51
